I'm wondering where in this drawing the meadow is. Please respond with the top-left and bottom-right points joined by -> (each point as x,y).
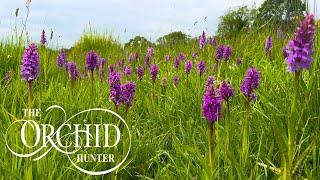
0,13 -> 320,180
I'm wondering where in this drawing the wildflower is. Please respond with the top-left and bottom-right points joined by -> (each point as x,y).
66,62 -> 80,81
173,75 -> 180,86
282,48 -> 289,58
223,45 -> 232,60
144,55 -> 151,68
205,76 -> 215,90
21,43 -> 40,104
147,47 -> 154,57
136,66 -> 144,80
108,64 -> 114,74
21,43 -> 40,82
150,64 -> 159,82
197,60 -> 206,76
184,60 -> 193,75
86,51 -> 99,73
40,30 -> 47,45
99,58 -> 106,81
165,55 -> 171,62
216,45 -> 232,60
108,71 -> 122,107
192,52 -> 198,59
118,59 -> 125,69
56,48 -> 67,68
236,57 -> 243,66
178,52 -> 186,61
199,31 -> 206,49
284,14 -> 316,72
128,52 -> 139,62
215,45 -> 225,60
240,67 -> 260,102
207,37 -> 217,46
219,81 -> 234,101
123,66 -> 132,76
265,36 -> 272,53
174,57 -> 180,69
202,85 -> 223,123
121,81 -> 136,108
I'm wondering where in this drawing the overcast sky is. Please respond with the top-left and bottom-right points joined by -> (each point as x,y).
0,0 -> 318,48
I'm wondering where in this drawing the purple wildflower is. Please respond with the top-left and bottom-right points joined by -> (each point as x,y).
144,55 -> 151,68
21,43 -> 40,82
56,48 -> 67,68
100,58 -> 106,69
223,45 -> 232,60
136,66 -> 144,80
192,52 -> 198,59
240,67 -> 261,102
108,71 -> 122,107
173,57 -> 180,69
165,55 -> 171,62
236,57 -> 243,66
128,52 -> 139,62
150,64 -> 159,82
207,37 -> 217,46
265,36 -> 272,53
282,48 -> 289,58
202,85 -> 223,123
197,60 -> 206,76
66,62 -> 80,81
205,76 -> 215,90
199,31 -> 206,49
173,75 -> 180,86
118,59 -> 125,69
123,66 -> 132,76
147,47 -> 154,57
284,14 -> 316,72
121,81 -> 136,108
108,64 -> 114,74
219,81 -> 234,101
86,51 -> 99,72
99,58 -> 106,81
216,45 -> 232,60
127,53 -> 134,62
40,30 -> 47,45
178,52 -> 186,61
184,60 -> 193,75
134,52 -> 140,60
215,45 -> 225,60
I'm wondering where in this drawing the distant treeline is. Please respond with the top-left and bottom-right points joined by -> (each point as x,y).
124,0 -> 308,48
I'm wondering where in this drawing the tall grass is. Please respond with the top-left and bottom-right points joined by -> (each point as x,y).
0,20 -> 319,180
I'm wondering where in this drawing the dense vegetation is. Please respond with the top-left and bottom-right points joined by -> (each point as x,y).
0,1 -> 319,179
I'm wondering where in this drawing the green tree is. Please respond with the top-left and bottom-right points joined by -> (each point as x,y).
216,6 -> 256,37
255,0 -> 306,27
124,36 -> 154,49
156,31 -> 191,46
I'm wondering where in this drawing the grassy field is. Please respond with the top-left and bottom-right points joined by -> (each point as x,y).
0,21 -> 319,179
